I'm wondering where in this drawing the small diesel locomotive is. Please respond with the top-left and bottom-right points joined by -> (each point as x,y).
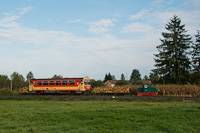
137,84 -> 157,96
20,77 -> 91,94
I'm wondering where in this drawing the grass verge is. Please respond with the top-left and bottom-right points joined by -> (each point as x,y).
0,100 -> 199,132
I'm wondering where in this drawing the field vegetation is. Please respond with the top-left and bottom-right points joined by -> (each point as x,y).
0,100 -> 199,132
129,85 -> 200,97
92,84 -> 200,97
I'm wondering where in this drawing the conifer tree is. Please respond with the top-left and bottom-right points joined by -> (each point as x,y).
103,74 -> 108,82
121,73 -> 125,81
154,15 -> 192,84
130,69 -> 141,81
191,30 -> 200,84
107,72 -> 112,80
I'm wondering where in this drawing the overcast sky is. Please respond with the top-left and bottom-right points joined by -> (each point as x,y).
0,0 -> 199,80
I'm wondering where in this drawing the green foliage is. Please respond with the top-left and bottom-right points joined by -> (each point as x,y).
111,75 -> 116,80
11,72 -> 25,90
0,88 -> 12,95
103,72 -> 113,82
130,69 -> 141,82
143,75 -> 149,80
26,71 -> 34,87
154,15 -> 192,84
91,80 -> 103,88
120,73 -> 125,80
191,30 -> 200,85
26,71 -> 34,82
0,101 -> 199,132
52,74 -> 63,79
116,80 -> 128,86
0,75 -> 10,89
149,71 -> 160,84
131,80 -> 143,85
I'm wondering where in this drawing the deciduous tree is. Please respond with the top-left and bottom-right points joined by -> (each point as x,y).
143,75 -> 149,80
0,75 -> 10,89
11,72 -> 25,90
26,71 -> 34,82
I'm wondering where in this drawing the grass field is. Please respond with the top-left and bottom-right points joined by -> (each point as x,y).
0,100 -> 200,133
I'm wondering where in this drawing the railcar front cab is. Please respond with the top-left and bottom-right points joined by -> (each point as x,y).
81,77 -> 91,94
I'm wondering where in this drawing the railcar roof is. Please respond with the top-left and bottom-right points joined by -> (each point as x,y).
30,78 -> 84,81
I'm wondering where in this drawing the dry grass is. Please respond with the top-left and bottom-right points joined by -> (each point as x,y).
153,84 -> 200,97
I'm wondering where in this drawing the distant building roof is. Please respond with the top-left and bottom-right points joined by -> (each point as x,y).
104,80 -> 117,87
142,80 -> 151,84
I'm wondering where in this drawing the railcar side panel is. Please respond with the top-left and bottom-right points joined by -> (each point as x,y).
28,77 -> 91,94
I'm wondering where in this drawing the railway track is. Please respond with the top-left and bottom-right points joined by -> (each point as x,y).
0,95 -> 200,103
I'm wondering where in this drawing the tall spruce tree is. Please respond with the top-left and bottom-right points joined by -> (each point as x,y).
191,30 -> 200,84
154,15 -> 192,84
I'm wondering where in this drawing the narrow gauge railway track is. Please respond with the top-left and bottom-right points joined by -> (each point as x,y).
0,95 -> 200,103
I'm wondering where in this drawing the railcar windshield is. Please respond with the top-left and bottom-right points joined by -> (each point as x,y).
84,80 -> 91,85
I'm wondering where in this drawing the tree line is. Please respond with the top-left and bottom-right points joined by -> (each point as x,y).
0,72 -> 67,91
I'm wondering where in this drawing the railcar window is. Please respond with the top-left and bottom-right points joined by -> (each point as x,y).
77,81 -> 79,85
50,81 -> 54,85
84,80 -> 91,85
56,81 -> 61,85
33,81 -> 35,86
62,81 -> 67,85
37,81 -> 42,86
43,81 -> 48,85
69,80 -> 74,85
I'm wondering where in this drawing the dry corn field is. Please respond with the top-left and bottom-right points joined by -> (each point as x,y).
93,85 -> 200,97
153,85 -> 200,97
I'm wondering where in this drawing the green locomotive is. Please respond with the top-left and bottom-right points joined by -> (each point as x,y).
137,84 -> 157,96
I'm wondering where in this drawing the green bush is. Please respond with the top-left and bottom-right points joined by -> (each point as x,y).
116,80 -> 128,86
0,88 -> 19,95
0,88 -> 13,95
131,80 -> 143,85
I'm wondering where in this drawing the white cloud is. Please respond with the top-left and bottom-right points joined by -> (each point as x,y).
88,19 -> 115,34
0,0 -> 199,80
0,8 -> 156,79
0,7 -> 32,28
123,23 -> 154,33
129,10 -> 151,20
20,6 -> 32,15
